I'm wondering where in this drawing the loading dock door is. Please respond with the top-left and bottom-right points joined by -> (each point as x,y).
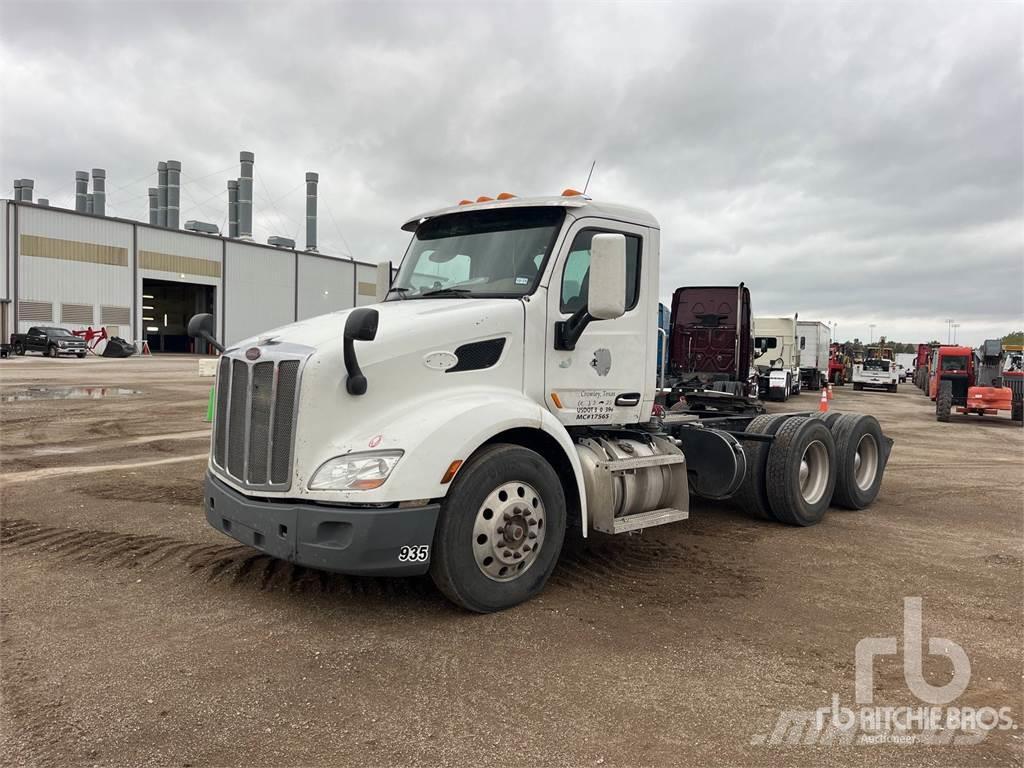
142,278 -> 215,353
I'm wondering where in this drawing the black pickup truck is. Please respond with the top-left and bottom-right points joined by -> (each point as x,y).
10,327 -> 88,358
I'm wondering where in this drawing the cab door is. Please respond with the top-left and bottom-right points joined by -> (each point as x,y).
543,218 -> 654,426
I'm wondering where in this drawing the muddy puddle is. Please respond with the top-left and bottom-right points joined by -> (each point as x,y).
1,386 -> 143,402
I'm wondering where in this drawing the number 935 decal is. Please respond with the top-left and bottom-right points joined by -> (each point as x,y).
398,545 -> 430,562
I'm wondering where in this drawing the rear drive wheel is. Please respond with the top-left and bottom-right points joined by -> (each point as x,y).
734,414 -> 791,520
936,380 -> 952,422
766,417 -> 837,526
430,443 -> 566,613
830,414 -> 887,509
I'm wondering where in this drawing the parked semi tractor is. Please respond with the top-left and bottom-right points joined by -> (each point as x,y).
797,321 -> 830,391
189,192 -> 892,612
853,346 -> 898,392
662,284 -> 760,415
753,315 -> 801,401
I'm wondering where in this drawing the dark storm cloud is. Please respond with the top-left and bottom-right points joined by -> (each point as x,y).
1,0 -> 1020,344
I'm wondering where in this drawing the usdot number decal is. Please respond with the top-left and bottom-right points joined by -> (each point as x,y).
398,545 -> 430,562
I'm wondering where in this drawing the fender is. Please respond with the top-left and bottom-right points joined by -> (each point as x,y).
303,386 -> 589,533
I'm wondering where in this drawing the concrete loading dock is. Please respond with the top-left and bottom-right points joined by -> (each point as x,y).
1,355 -> 1020,766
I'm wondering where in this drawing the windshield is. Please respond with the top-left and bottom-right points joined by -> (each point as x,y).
863,359 -> 890,372
40,327 -> 75,338
389,207 -> 565,299
754,337 -> 778,352
941,355 -> 968,371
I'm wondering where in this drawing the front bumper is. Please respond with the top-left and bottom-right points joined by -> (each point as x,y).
204,472 -> 440,576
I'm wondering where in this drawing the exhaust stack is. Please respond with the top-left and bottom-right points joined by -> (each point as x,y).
238,151 -> 254,240
166,160 -> 181,229
148,188 -> 158,225
305,172 -> 318,251
91,168 -> 105,216
157,161 -> 168,227
75,171 -> 89,212
227,179 -> 239,238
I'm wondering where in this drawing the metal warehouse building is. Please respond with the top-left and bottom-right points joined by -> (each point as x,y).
2,154 -> 381,353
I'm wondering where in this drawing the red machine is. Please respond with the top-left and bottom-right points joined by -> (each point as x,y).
828,342 -> 852,386
930,341 -> 1023,424
71,325 -> 108,353
913,343 -> 934,390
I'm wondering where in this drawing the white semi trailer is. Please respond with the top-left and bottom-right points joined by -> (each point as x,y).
797,320 -> 831,391
189,193 -> 892,612
753,316 -> 802,401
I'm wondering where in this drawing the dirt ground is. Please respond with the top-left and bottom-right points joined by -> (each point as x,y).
1,355 -> 1022,768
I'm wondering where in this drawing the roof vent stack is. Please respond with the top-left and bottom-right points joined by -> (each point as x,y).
238,151 -> 254,240
157,162 -> 168,227
75,171 -> 89,212
305,172 -> 318,251
19,179 -> 33,202
148,188 -> 158,225
86,193 -> 94,214
227,179 -> 239,238
91,168 -> 105,216
166,160 -> 181,229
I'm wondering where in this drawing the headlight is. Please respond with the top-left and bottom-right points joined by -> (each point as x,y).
308,450 -> 403,491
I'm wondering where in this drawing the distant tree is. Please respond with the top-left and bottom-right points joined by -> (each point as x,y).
1002,330 -> 1024,345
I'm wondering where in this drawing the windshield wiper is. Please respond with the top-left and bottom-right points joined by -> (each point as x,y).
387,286 -> 410,301
421,287 -> 472,298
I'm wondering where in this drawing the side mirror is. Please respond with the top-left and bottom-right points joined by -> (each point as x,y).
343,308 -> 379,395
587,233 -> 627,320
186,313 -> 225,353
375,260 -> 393,302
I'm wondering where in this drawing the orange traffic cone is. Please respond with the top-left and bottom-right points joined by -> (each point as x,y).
827,383 -> 834,401
818,387 -> 829,413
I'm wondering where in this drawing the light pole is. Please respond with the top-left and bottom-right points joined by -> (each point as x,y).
869,324 -> 876,345
946,318 -> 954,343
953,323 -> 960,344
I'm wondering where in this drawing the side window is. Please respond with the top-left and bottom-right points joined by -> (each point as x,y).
560,230 -> 641,314
800,336 -> 806,350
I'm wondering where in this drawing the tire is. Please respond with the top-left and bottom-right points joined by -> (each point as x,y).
765,416 -> 837,526
853,382 -> 863,391
47,345 -> 58,358
830,414 -> 887,509
936,380 -> 952,422
822,411 -> 843,429
1011,400 -> 1023,425
76,352 -> 86,359
429,443 -> 566,613
13,342 -> 24,356
734,414 -> 791,520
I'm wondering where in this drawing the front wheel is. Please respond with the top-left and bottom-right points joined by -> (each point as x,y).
47,345 -> 59,358
936,380 -> 952,422
430,443 -> 566,613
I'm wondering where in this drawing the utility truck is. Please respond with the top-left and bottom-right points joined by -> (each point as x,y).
796,321 -> 830,391
753,316 -> 801,401
853,345 -> 898,392
189,192 -> 892,612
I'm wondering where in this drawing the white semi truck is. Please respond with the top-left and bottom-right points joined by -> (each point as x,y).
753,316 -> 802,401
797,320 -> 831,392
188,193 -> 892,612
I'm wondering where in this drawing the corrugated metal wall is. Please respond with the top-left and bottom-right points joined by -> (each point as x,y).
296,254 -> 355,321
7,201 -> 384,349
224,241 -> 295,345
16,206 -> 133,335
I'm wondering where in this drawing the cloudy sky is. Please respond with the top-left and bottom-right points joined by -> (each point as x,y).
1,0 -> 1021,345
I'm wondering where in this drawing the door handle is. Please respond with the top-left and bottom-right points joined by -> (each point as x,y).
615,392 -> 641,407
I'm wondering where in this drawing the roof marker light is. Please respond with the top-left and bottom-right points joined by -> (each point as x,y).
458,199 -> 473,205
561,188 -> 583,197
476,196 -> 494,203
496,192 -> 516,200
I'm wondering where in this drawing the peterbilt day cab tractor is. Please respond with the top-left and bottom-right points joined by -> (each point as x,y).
930,341 -> 1023,424
853,346 -> 898,392
188,193 -> 892,612
753,315 -> 801,401
662,284 -> 761,415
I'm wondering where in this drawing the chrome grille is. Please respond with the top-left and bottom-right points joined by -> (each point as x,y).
212,350 -> 306,490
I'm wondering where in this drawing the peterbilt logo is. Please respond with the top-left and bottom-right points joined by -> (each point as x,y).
245,347 -> 261,361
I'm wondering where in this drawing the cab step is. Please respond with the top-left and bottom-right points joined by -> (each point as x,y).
598,454 -> 686,473
611,506 -> 689,534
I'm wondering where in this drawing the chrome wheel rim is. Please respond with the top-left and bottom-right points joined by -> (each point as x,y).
473,481 -> 546,582
854,434 -> 879,491
799,440 -> 829,505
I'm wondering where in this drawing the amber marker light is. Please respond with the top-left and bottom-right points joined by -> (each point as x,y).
441,460 -> 464,484
550,392 -> 563,409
